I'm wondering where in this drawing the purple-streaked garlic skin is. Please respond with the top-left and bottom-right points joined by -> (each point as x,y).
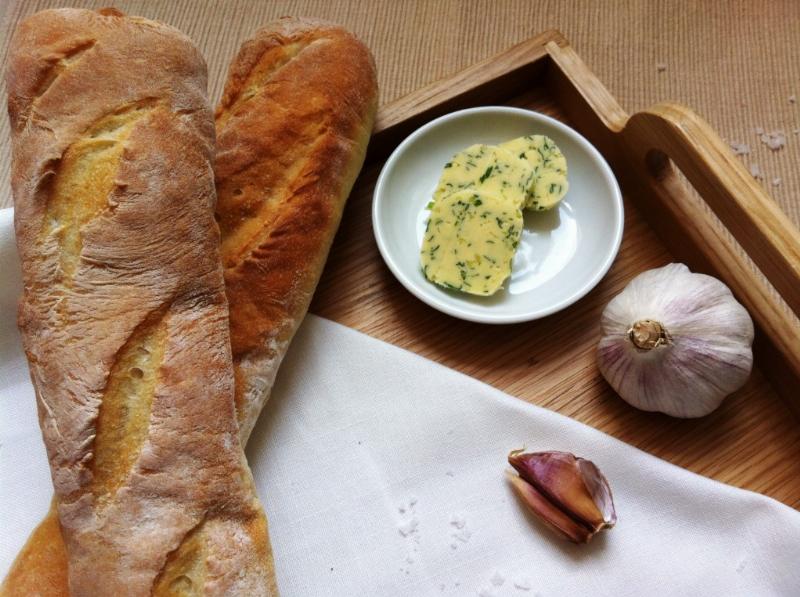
508,450 -> 616,544
597,263 -> 754,418
508,474 -> 595,543
577,458 -> 616,526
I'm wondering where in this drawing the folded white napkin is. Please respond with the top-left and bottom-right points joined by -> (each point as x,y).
1,206 -> 798,596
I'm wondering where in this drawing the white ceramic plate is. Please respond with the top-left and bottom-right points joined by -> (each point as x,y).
372,106 -> 623,323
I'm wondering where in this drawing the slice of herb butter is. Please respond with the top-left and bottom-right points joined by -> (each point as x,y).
431,144 -> 533,209
500,135 -> 568,210
420,189 -> 523,296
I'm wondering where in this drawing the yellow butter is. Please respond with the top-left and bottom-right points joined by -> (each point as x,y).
420,189 -> 522,296
431,144 -> 533,209
500,135 -> 568,210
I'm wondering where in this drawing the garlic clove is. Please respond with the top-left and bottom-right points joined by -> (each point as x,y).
508,474 -> 595,543
508,450 -> 616,543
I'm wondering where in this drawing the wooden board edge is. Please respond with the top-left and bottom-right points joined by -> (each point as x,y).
368,30 -> 567,162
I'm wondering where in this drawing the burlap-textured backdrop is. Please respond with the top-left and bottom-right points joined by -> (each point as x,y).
1,0 -> 798,226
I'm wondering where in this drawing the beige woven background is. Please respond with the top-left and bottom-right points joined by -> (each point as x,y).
1,0 -> 798,225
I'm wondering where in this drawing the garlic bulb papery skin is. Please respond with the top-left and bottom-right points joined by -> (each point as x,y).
597,263 -> 754,418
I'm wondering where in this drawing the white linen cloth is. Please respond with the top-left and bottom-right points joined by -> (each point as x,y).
1,206 -> 799,596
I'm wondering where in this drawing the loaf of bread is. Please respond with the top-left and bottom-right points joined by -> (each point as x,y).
215,16 -> 378,438
2,14 -> 377,596
4,8 -> 274,596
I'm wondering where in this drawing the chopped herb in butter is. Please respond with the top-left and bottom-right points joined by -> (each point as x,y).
500,135 -> 569,210
420,189 -> 522,296
420,134 -> 570,296
431,144 -> 533,209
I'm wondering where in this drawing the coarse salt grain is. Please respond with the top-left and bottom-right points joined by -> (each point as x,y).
513,577 -> 533,591
790,95 -> 797,104
729,142 -> 750,156
450,513 -> 467,529
490,570 -> 505,586
759,130 -> 786,151
772,177 -> 782,187
749,163 -> 764,180
453,528 -> 472,543
477,588 -> 495,597
656,63 -> 667,72
398,517 -> 419,537
755,126 -> 765,135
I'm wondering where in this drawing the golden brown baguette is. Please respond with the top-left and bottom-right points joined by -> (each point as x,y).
2,15 -> 377,596
5,8 -> 273,596
216,16 -> 378,438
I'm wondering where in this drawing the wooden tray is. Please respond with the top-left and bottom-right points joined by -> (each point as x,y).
310,31 -> 800,508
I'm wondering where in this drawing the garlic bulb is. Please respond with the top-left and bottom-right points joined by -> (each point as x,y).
597,263 -> 754,418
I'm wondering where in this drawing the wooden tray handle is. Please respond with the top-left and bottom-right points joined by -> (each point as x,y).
619,103 -> 800,384
621,103 -> 800,317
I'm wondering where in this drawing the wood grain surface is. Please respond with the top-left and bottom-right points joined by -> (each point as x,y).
1,2 -> 799,508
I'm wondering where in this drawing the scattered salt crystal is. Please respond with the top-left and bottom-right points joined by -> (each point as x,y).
749,163 -> 764,180
656,63 -> 667,72
399,496 -> 418,515
398,517 -> 419,537
453,528 -> 472,543
772,177 -> 782,187
450,543 -> 458,550
513,576 -> 533,591
448,511 -> 472,543
450,513 -> 467,529
759,130 -> 786,151
755,126 -> 765,135
405,555 -> 414,564
477,587 -> 495,597
489,570 -> 505,586
790,95 -> 797,104
794,129 -> 800,135
445,470 -> 455,477
729,141 -> 750,156
439,584 -> 446,592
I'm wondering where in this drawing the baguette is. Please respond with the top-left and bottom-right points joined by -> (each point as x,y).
5,9 -> 273,595
215,16 -> 378,438
2,15 -> 377,596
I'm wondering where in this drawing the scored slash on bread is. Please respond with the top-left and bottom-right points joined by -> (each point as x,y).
6,7 -> 274,596
1,10 -> 378,597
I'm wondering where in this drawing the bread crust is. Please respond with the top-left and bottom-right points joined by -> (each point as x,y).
215,17 -> 378,439
5,9 -> 273,596
2,14 -> 376,596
